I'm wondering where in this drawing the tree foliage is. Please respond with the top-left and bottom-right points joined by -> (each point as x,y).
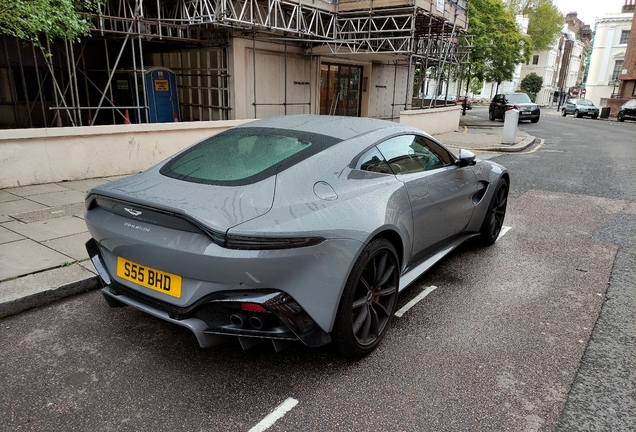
508,0 -> 564,51
520,72 -> 543,95
467,0 -> 531,85
0,0 -> 103,43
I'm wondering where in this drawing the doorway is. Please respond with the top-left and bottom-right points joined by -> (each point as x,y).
320,64 -> 362,116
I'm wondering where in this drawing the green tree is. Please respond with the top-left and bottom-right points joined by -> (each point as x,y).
467,0 -> 531,85
0,0 -> 103,43
508,0 -> 564,51
520,72 -> 543,100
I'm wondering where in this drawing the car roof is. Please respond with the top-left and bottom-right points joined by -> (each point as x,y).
233,115 -> 411,141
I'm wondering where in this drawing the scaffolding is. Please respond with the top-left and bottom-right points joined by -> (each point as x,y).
0,0 -> 471,127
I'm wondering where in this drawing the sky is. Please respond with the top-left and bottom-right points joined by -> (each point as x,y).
553,0 -> 629,26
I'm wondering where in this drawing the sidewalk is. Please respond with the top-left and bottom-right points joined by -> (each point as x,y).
0,121 -> 537,318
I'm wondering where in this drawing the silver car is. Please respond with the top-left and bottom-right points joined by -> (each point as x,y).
85,115 -> 509,357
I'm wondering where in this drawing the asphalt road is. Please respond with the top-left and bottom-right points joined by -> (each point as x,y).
1,110 -> 634,431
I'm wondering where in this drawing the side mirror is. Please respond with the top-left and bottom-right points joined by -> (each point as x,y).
457,149 -> 476,167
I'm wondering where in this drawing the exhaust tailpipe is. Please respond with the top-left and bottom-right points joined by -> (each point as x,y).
249,314 -> 275,330
230,311 -> 250,328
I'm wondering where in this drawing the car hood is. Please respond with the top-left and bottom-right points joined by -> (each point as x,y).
86,165 -> 276,233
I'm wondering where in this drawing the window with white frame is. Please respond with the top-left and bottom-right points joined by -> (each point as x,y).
610,60 -> 624,81
620,30 -> 630,44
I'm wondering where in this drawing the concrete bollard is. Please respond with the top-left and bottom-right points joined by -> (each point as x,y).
502,109 -> 519,144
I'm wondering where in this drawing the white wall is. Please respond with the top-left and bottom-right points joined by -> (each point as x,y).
0,120 -> 252,188
399,106 -> 461,135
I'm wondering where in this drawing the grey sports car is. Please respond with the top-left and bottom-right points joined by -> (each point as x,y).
85,115 -> 509,357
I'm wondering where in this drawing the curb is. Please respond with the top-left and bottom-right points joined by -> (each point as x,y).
0,274 -> 100,320
475,135 -> 538,153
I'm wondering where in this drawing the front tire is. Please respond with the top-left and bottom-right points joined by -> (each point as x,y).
561,109 -> 567,117
575,110 -> 582,118
531,117 -> 539,123
617,112 -> 625,122
478,178 -> 509,246
592,114 -> 598,119
333,239 -> 399,358
489,110 -> 495,121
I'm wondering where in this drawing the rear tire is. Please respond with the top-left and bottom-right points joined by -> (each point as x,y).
333,239 -> 399,358
478,178 -> 509,246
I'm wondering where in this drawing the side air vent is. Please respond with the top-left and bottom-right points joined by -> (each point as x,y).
471,181 -> 489,205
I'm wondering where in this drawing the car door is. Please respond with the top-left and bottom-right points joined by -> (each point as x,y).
377,134 -> 478,259
491,94 -> 504,119
564,100 -> 574,114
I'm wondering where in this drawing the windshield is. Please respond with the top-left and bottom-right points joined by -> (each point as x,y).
160,127 -> 341,185
576,99 -> 594,106
506,93 -> 532,104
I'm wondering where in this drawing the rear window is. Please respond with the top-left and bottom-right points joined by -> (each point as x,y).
506,93 -> 532,104
160,127 -> 341,185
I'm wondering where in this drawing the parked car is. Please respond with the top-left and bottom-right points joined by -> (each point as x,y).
458,95 -> 472,109
616,99 -> 636,122
84,115 -> 509,357
489,93 -> 540,123
561,98 -> 599,119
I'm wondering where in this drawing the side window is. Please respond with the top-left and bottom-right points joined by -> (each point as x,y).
356,147 -> 392,174
377,135 -> 453,175
414,136 -> 454,170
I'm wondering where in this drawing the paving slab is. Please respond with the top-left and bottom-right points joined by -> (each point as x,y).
0,199 -> 47,215
0,215 -> 12,223
2,216 -> 88,242
27,190 -> 85,207
0,264 -> 98,318
0,239 -> 70,280
0,190 -> 19,203
0,226 -> 25,245
3,183 -> 69,197
56,178 -> 110,192
10,202 -> 85,223
43,232 -> 93,261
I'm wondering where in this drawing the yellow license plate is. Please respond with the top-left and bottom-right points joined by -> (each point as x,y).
116,257 -> 182,298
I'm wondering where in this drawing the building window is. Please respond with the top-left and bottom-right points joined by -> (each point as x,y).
610,60 -> 624,81
532,55 -> 539,65
619,30 -> 630,44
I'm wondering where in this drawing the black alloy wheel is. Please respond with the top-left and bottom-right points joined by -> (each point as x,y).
478,178 -> 509,245
333,239 -> 399,357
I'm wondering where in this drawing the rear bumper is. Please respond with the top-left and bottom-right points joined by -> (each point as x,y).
88,239 -> 331,348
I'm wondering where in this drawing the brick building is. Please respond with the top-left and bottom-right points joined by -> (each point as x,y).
606,0 -> 636,114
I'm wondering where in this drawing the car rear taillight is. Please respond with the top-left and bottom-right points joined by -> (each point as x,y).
241,303 -> 267,312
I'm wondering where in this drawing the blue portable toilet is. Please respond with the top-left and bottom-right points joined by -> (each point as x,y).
145,67 -> 180,122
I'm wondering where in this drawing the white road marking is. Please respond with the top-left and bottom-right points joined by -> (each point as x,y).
497,226 -> 512,242
248,398 -> 299,432
395,285 -> 438,318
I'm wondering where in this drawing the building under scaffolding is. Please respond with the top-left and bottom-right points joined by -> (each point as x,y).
0,0 -> 471,128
